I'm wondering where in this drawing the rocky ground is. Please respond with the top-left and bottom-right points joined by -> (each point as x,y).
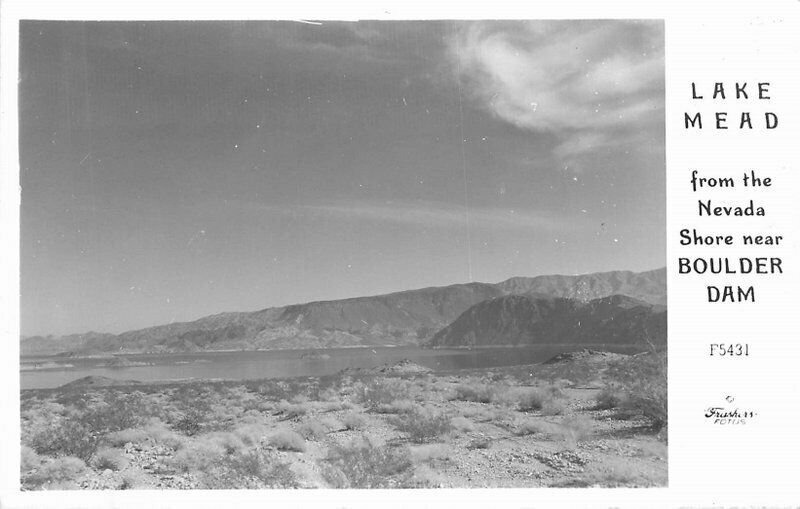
20,350 -> 667,490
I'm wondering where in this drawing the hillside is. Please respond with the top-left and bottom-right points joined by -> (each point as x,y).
496,268 -> 667,306
21,268 -> 666,355
429,294 -> 666,348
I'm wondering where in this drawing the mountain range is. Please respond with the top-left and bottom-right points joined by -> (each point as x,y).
430,294 -> 666,348
21,268 -> 666,355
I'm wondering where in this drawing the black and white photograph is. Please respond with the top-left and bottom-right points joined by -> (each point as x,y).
17,19 -> 666,490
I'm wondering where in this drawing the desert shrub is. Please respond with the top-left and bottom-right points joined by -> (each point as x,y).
247,379 -> 307,402
453,382 -> 496,403
298,419 -> 328,440
205,431 -> 246,455
557,415 -> 593,445
276,400 -> 310,419
557,464 -> 641,488
28,419 -> 99,462
169,440 -> 226,473
594,384 -> 629,410
20,401 -> 67,445
26,457 -> 87,487
320,400 -> 351,412
540,398 -> 568,416
232,423 -> 269,446
406,464 -> 445,488
27,392 -> 151,461
460,406 -> 487,419
201,450 -> 298,489
290,393 -> 309,404
322,438 -> 412,488
467,437 -> 491,449
354,378 -> 415,410
143,421 -> 185,450
20,445 -> 40,473
317,387 -> 340,402
375,399 -> 417,414
268,429 -> 306,452
450,416 -> 475,432
173,408 -> 205,436
513,387 -> 549,411
514,419 -> 545,436
90,446 -> 129,471
482,406 -> 514,425
595,464 -> 641,486
391,407 -> 452,443
314,416 -> 340,432
341,412 -> 367,430
119,469 -> 152,490
409,444 -> 451,463
105,427 -> 149,447
545,383 -> 567,399
605,352 -> 667,430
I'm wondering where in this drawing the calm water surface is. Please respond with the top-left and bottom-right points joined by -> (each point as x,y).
20,345 -> 641,390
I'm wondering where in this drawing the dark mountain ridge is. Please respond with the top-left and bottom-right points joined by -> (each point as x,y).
429,293 -> 666,348
22,268 -> 666,355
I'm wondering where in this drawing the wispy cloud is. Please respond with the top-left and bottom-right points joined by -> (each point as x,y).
447,21 -> 663,170
448,20 -> 663,132
302,200 -> 577,232
249,21 -> 416,65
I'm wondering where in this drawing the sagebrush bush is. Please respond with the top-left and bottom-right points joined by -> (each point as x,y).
169,440 -> 226,473
321,400 -> 351,412
467,437 -> 491,449
322,438 -> 412,488
453,382 -> 496,403
173,408 -> 205,436
341,412 -> 367,430
28,419 -> 99,462
409,444 -> 451,463
276,400 -> 310,419
317,416 -> 342,431
232,423 -> 270,446
391,407 -> 452,443
143,421 -> 186,450
513,387 -> 549,411
26,456 -> 87,487
375,399 -> 417,414
268,429 -> 306,452
593,384 -> 628,410
20,445 -> 40,473
298,419 -> 328,440
105,427 -> 149,447
27,391 -> 151,461
206,431 -> 246,455
558,415 -> 593,445
201,450 -> 298,489
604,352 -> 667,431
540,398 -> 568,416
482,406 -> 514,425
450,416 -> 475,432
90,446 -> 128,471
317,387 -> 340,402
354,378 -> 415,409
511,385 -> 561,409
514,419 -> 544,436
119,469 -> 152,490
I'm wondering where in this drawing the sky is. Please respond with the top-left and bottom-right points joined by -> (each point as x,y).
19,20 -> 665,336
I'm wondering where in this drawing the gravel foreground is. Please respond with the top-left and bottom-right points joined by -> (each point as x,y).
20,350 -> 667,489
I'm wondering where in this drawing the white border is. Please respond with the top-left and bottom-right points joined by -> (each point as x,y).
2,1 -> 799,507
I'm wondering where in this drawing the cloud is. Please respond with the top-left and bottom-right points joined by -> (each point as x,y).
249,21 -> 417,65
447,21 -> 664,133
301,200 -> 576,232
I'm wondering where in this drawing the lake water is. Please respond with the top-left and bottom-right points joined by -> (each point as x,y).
20,345 -> 641,390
